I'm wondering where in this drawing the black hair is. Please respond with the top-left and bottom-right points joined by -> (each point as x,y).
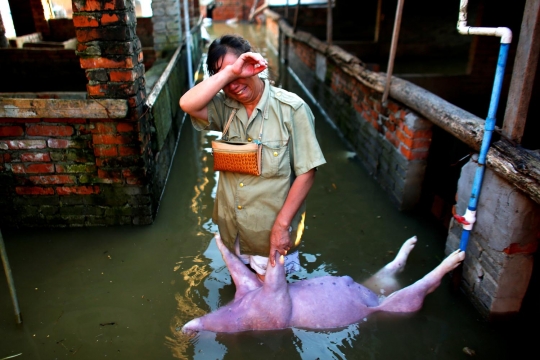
206,34 -> 253,76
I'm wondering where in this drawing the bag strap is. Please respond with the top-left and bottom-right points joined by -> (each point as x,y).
222,90 -> 270,143
221,109 -> 237,140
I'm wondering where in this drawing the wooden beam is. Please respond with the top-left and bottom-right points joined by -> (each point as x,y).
502,0 -> 540,143
275,12 -> 540,205
0,98 -> 129,118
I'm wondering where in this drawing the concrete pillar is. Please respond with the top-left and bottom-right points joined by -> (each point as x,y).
446,156 -> 540,319
7,0 -> 49,38
72,0 -> 147,121
150,0 -> 183,57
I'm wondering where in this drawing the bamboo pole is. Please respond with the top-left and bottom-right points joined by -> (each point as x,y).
327,0 -> 332,46
0,229 -> 22,324
293,0 -> 301,33
382,0 -> 405,105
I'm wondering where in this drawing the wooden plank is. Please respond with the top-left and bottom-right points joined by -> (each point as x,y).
0,98 -> 128,118
502,0 -> 540,143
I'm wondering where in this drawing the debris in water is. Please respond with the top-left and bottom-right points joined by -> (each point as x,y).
99,322 -> 116,326
462,347 -> 476,356
0,354 -> 22,360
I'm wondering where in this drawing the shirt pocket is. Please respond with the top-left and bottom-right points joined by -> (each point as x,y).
261,140 -> 290,178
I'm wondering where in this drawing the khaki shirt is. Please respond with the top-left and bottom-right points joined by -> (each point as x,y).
191,79 -> 326,256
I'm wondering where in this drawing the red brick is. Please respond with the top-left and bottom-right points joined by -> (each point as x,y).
98,168 -> 122,182
27,125 -> 74,137
94,145 -> 118,156
73,0 -> 125,12
109,70 -> 136,82
411,138 -> 432,151
119,145 -> 139,156
80,57 -> 134,70
117,122 -> 135,132
72,14 -> 100,27
101,13 -> 120,25
399,145 -> 429,161
47,139 -> 77,149
20,152 -> 51,162
401,125 -> 433,139
28,175 -> 76,185
93,122 -> 117,134
7,140 -> 46,149
56,185 -> 100,195
15,186 -> 55,195
55,164 -> 95,173
93,134 -> 133,145
87,84 -> 107,97
396,128 -> 413,148
12,163 -> 55,174
0,126 -> 24,137
385,131 -> 399,149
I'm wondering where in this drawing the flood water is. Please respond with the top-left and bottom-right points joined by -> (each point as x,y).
0,22 -> 535,359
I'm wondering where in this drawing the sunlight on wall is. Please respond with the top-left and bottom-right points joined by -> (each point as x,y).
0,0 -> 15,38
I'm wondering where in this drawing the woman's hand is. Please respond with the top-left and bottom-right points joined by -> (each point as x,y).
269,224 -> 292,267
231,52 -> 268,78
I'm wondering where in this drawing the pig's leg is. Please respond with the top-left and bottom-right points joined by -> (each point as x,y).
257,250 -> 293,329
377,249 -> 465,313
362,236 -> 417,295
214,233 -> 262,299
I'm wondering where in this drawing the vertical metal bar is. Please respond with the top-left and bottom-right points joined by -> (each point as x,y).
382,0 -> 405,106
0,229 -> 22,324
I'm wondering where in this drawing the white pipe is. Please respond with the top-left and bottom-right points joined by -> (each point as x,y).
457,0 -> 512,44
183,0 -> 194,89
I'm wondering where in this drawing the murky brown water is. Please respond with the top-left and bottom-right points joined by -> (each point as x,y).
1,22 -> 536,360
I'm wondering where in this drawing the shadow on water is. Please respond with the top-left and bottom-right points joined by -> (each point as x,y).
0,22 -> 534,360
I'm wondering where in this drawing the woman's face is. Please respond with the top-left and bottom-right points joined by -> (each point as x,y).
218,52 -> 262,105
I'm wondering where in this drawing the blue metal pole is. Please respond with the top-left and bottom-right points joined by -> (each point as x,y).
458,43 -> 510,251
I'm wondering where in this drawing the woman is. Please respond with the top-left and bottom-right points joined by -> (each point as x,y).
179,34 -> 326,281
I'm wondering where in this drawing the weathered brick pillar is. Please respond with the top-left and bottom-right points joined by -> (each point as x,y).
447,157 -> 540,318
72,0 -> 146,118
7,0 -> 49,38
0,12 -> 8,48
72,0 -> 155,225
150,0 -> 183,56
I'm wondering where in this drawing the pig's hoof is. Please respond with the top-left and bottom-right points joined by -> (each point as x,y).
442,249 -> 465,272
384,236 -> 417,272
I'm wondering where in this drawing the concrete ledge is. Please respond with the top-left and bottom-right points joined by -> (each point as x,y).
0,98 -> 128,118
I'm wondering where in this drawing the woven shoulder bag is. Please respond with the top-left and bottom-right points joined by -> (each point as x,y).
211,109 -> 264,176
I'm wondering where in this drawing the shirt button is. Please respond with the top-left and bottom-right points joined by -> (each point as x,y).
239,182 -> 244,187
247,137 -> 252,142
237,205 -> 243,210
273,151 -> 278,157
276,91 -> 282,97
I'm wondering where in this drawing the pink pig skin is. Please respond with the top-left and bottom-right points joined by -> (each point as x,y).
182,234 -> 465,334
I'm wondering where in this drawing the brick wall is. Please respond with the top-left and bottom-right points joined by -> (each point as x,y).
285,36 -> 432,210
211,0 -> 256,22
0,109 -> 154,227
